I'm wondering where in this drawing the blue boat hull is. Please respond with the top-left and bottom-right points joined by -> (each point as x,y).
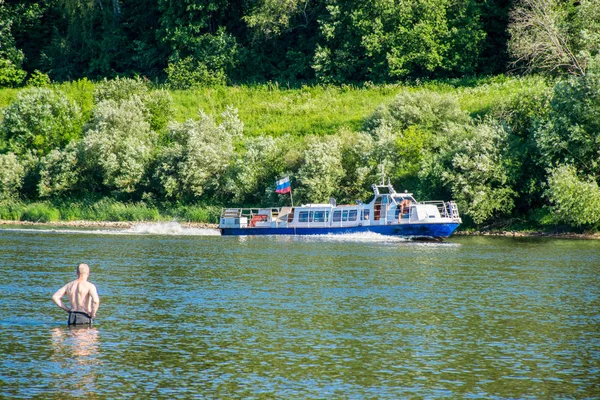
220,223 -> 460,238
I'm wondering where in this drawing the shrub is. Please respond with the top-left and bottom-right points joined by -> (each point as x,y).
0,200 -> 25,220
21,203 -> 60,223
296,136 -> 345,203
154,108 -> 240,200
38,141 -> 80,197
338,130 -> 375,203
81,97 -> 157,194
165,57 -> 226,89
175,205 -> 221,223
56,202 -> 83,221
0,59 -> 26,88
547,165 -> 600,228
0,87 -> 82,156
26,70 -> 51,87
103,202 -> 160,221
363,90 -> 469,134
443,121 -> 516,225
224,135 -> 282,204
94,77 -> 173,132
492,82 -> 552,210
145,89 -> 174,132
0,152 -> 25,200
535,71 -> 600,176
94,77 -> 150,103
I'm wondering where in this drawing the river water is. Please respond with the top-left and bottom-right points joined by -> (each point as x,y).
0,224 -> 598,399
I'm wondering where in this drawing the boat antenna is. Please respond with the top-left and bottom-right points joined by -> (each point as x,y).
380,164 -> 385,186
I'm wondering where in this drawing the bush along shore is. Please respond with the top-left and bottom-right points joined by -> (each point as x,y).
0,199 -> 221,226
0,73 -> 600,236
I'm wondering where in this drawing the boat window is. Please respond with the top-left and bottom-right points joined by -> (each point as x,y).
362,210 -> 370,220
342,210 -> 349,222
374,196 -> 382,220
287,208 -> 295,223
348,210 -> 358,221
395,207 -> 400,219
298,211 -> 309,222
313,211 -> 327,222
333,210 -> 341,222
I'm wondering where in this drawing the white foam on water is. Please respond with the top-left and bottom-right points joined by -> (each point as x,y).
310,231 -> 410,242
289,231 -> 457,246
0,227 -> 123,235
0,222 -> 221,236
127,222 -> 220,236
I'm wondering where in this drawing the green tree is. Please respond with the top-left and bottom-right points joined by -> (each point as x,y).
0,87 -> 82,156
42,0 -> 129,80
364,90 -> 469,195
313,0 -> 486,83
224,135 -> 285,204
296,136 -> 344,202
94,77 -> 174,132
0,152 -> 25,199
158,0 -> 240,82
535,70 -> 600,177
443,121 -> 516,225
547,164 -> 600,228
0,1 -> 27,87
38,141 -> 80,197
154,108 -> 241,200
508,0 -> 600,76
337,129 -> 374,203
492,79 -> 552,211
81,97 -> 157,194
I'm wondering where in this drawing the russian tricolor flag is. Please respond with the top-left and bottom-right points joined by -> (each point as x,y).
276,177 -> 291,194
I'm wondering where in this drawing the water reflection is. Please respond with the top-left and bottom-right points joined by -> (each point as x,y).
50,326 -> 101,396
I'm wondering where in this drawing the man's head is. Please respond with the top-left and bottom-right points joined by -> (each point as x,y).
76,263 -> 90,277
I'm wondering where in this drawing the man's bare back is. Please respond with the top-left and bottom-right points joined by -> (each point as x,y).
52,263 -> 100,324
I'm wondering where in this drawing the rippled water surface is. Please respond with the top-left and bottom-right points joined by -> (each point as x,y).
0,226 -> 599,398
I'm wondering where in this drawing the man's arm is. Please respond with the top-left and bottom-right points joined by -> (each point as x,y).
52,284 -> 70,313
89,284 -> 100,318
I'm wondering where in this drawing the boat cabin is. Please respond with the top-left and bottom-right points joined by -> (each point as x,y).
219,182 -> 461,231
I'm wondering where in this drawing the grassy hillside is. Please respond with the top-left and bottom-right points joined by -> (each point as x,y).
2,75 -> 571,229
0,75 -> 545,138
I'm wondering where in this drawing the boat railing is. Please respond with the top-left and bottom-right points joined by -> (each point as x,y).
221,208 -> 280,220
420,201 -> 461,221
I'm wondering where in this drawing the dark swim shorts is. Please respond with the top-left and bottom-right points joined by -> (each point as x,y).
68,311 -> 93,326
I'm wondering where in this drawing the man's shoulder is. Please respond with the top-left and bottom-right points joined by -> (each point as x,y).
87,281 -> 98,291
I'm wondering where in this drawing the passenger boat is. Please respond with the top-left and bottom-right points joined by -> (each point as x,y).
219,181 -> 462,239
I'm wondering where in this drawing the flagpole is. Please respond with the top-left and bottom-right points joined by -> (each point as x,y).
289,186 -> 294,207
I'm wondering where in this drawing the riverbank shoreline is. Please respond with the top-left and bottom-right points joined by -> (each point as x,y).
454,230 -> 600,240
0,219 -> 219,229
1,219 -> 599,239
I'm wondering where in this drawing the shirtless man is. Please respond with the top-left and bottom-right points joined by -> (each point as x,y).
52,263 -> 100,326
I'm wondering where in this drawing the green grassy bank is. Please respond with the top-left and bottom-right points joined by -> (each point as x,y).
0,75 -> 544,137
0,199 -> 220,224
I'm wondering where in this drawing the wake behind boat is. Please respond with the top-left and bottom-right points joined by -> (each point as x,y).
219,180 -> 461,239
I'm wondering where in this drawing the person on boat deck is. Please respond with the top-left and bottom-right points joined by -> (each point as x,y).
399,199 -> 411,220
52,263 -> 100,326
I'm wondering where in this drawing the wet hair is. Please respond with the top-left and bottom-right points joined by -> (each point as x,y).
77,263 -> 90,276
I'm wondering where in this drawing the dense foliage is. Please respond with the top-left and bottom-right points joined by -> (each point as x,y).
0,72 -> 598,230
3,0 -> 595,86
0,0 -> 511,85
0,0 -> 599,230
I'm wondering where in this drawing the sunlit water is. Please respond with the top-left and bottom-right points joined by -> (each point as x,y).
0,224 -> 598,398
